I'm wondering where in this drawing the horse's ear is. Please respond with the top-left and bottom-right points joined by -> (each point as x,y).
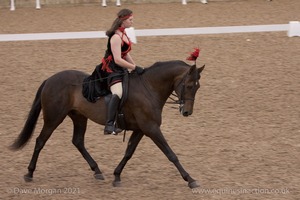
197,64 -> 205,74
188,64 -> 197,74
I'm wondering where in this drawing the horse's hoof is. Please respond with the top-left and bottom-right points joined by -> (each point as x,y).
24,175 -> 33,182
113,181 -> 122,187
94,173 -> 105,180
188,180 -> 200,188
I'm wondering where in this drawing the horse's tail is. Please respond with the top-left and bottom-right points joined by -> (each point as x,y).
10,80 -> 46,150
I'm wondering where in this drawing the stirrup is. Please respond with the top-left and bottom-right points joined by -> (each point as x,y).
104,125 -> 117,135
104,130 -> 118,135
115,127 -> 123,134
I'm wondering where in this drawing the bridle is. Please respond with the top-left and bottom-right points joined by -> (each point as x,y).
167,70 -> 199,111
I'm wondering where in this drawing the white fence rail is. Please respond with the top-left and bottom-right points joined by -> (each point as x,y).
10,0 -> 121,10
1,23 -> 299,42
9,0 -> 211,10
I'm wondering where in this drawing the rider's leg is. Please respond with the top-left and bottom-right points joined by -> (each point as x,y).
104,82 -> 122,135
110,82 -> 123,99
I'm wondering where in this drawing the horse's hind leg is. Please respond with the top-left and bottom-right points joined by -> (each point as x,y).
24,100 -> 69,182
69,112 -> 104,180
25,122 -> 61,182
113,131 -> 144,187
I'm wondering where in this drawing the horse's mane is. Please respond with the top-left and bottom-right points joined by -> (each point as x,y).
145,60 -> 190,73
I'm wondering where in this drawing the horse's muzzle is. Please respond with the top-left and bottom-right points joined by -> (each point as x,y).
180,104 -> 192,116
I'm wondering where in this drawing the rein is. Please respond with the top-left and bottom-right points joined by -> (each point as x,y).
137,72 -> 187,110
70,72 -> 128,86
82,72 -> 127,84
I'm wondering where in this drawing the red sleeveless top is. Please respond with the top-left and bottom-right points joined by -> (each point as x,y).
101,29 -> 132,73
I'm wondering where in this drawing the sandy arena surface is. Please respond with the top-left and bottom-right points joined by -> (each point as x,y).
0,0 -> 299,199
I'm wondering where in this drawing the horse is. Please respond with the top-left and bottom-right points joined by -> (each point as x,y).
10,59 -> 205,189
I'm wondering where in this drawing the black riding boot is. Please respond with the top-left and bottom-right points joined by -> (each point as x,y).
104,94 -> 120,135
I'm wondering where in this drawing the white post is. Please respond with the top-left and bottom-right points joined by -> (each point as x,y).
102,0 -> 107,7
36,0 -> 41,9
125,27 -> 137,44
10,0 -> 15,11
182,0 -> 187,5
116,0 -> 121,6
288,21 -> 300,37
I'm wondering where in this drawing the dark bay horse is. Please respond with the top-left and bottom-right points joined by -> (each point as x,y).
11,60 -> 205,189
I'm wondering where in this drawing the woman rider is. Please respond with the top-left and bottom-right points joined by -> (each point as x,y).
101,9 -> 144,135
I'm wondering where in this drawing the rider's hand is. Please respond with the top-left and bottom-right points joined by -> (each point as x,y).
134,66 -> 145,75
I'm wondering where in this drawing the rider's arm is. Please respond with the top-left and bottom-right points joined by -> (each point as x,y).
125,53 -> 135,66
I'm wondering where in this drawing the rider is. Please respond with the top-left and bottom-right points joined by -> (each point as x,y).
101,8 -> 144,135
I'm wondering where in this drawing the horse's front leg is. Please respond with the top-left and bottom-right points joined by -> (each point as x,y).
113,130 -> 144,187
147,129 -> 200,188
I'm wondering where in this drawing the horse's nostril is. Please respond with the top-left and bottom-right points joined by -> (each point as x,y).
183,111 -> 189,116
